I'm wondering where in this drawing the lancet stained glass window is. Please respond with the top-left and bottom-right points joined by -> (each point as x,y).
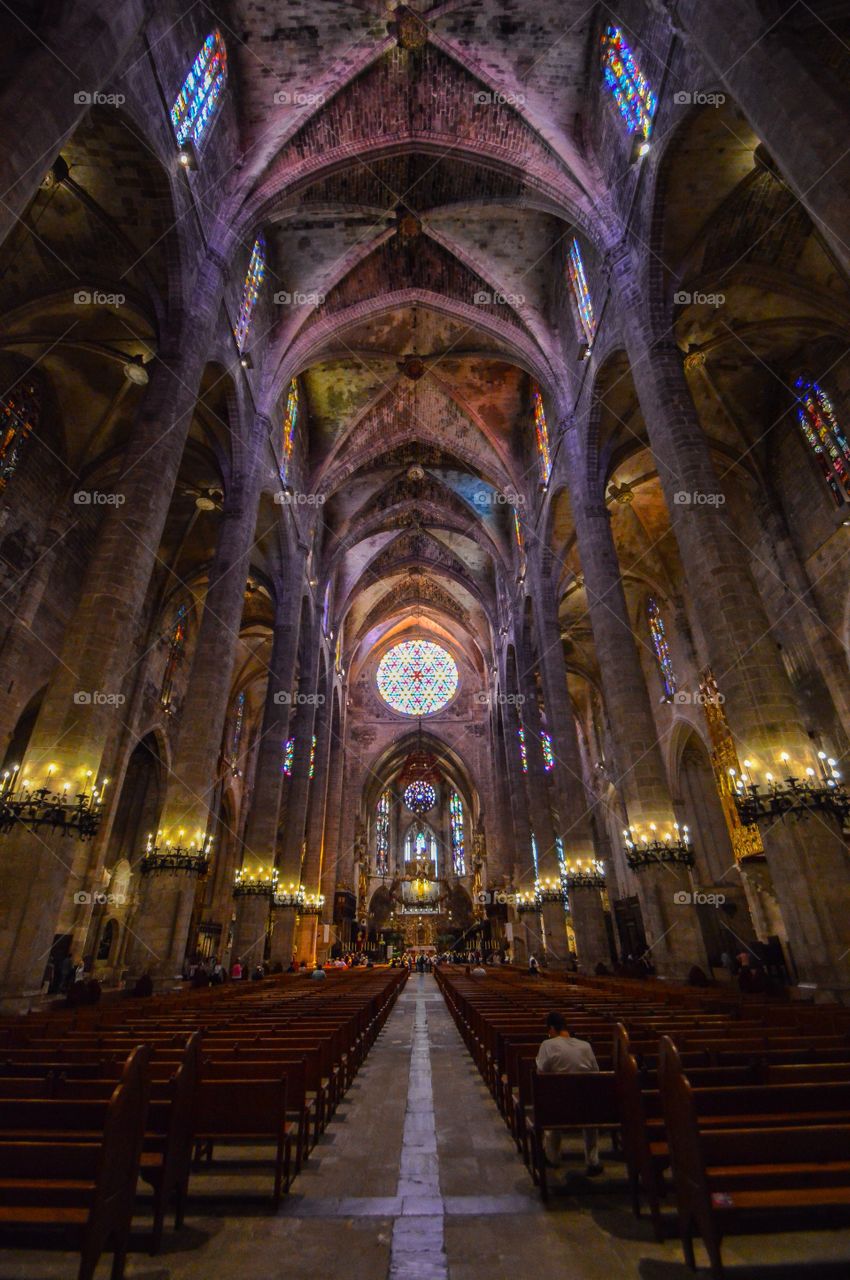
449,791 -> 465,876
541,731 -> 555,773
229,690 -> 246,775
234,234 -> 266,353
518,727 -> 528,774
282,737 -> 294,777
795,377 -> 850,506
554,835 -> 566,874
171,30 -> 228,150
0,381 -> 39,492
377,640 -> 458,715
532,387 -> 552,484
567,237 -> 596,345
161,604 -> 187,710
308,734 -> 317,780
647,596 -> 676,699
281,378 -> 298,482
531,832 -> 539,876
375,790 -> 391,875
600,26 -> 656,141
404,826 -> 438,872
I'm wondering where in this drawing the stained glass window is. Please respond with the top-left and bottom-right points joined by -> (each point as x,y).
404,825 -> 438,872
795,377 -> 850,506
449,791 -> 465,876
531,832 -> 539,876
541,731 -> 555,773
403,780 -> 436,814
375,789 -> 391,876
161,604 -> 187,710
308,734 -> 317,780
282,737 -> 294,777
171,30 -> 228,150
0,381 -> 39,492
532,387 -> 552,484
600,26 -> 656,141
377,640 -> 458,716
234,234 -> 266,353
281,378 -> 298,482
518,727 -> 528,774
567,237 -> 596,346
229,690 -> 246,775
554,835 -> 566,874
647,596 -> 676,699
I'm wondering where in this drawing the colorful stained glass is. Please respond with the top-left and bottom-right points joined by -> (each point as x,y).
795,377 -> 850,506
530,832 -> 539,876
229,690 -> 246,775
0,381 -> 39,492
377,640 -> 458,716
449,791 -> 465,876
308,734 -> 317,780
567,237 -> 596,345
170,30 -> 228,149
161,604 -> 187,710
532,387 -> 552,484
234,234 -> 266,353
554,835 -> 566,874
541,731 -> 554,773
518,727 -> 528,774
281,378 -> 298,482
647,596 -> 676,699
322,582 -> 331,636
375,789 -> 391,876
403,780 -> 436,814
600,26 -> 656,141
404,825 -> 438,871
282,737 -> 294,777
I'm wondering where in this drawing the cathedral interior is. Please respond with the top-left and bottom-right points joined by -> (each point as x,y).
1,2 -> 850,1278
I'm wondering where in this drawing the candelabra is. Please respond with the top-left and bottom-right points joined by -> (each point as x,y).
536,875 -> 568,904
0,764 -> 106,841
624,824 -> 694,869
273,884 -> 305,909
140,829 -> 212,876
562,860 -> 606,889
300,893 -> 325,915
731,752 -> 848,827
234,868 -> 279,897
515,888 -> 540,914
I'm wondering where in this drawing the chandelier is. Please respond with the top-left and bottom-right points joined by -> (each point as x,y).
0,765 -> 106,842
399,715 -> 441,813
731,753 -> 848,827
624,823 -> 694,869
233,868 -> 279,897
141,829 -> 212,876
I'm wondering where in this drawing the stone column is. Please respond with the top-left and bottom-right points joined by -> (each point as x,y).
317,698 -> 345,965
564,425 -> 708,979
612,255 -> 850,992
296,665 -> 334,965
675,0 -> 850,280
0,0 -> 149,250
0,274 -> 224,1005
499,661 -> 545,965
269,628 -> 321,966
129,419 -> 265,980
230,892 -> 271,972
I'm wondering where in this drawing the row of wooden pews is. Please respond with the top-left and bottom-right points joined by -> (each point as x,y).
0,967 -> 406,1279
435,966 -> 850,1278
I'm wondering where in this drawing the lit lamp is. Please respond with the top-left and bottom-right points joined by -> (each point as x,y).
233,866 -> 279,897
733,748 -> 848,827
0,761 -> 106,841
624,822 -> 694,869
140,828 -> 213,876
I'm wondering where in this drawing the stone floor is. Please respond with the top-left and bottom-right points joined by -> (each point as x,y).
2,974 -> 849,1279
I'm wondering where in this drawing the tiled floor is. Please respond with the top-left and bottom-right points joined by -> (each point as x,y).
1,974 -> 849,1279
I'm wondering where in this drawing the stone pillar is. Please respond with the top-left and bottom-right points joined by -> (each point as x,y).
564,425 -> 708,979
230,893 -> 271,972
296,665 -> 334,965
568,881 -> 611,972
0,0 -> 149,250
130,420 -> 265,980
612,256 -> 850,992
0,277 -> 224,1005
675,0 -> 850,280
317,698 -> 345,965
269,629 -> 321,966
499,661 -> 546,964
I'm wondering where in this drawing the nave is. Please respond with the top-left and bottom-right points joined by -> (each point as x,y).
2,970 -> 849,1280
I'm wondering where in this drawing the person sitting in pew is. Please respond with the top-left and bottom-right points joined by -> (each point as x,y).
536,1011 -> 604,1177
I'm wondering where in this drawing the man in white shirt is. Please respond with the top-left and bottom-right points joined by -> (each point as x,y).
536,1011 -> 603,1176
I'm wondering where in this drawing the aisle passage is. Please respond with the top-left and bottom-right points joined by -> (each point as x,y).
3,975 -> 850,1280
